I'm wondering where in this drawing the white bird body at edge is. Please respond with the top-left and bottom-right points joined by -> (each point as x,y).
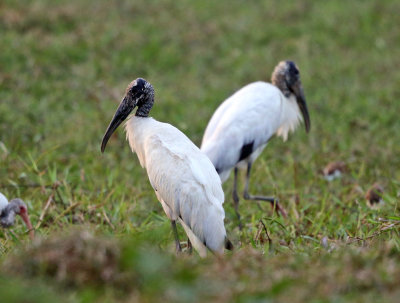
125,117 -> 226,256
0,191 -> 34,239
0,192 -> 8,212
201,81 -> 303,183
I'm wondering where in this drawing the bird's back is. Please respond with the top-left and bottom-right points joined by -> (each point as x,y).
0,192 -> 8,213
201,82 -> 283,178
0,192 -> 14,227
125,117 -> 227,252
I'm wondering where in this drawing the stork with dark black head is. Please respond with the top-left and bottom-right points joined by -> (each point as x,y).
201,60 -> 311,228
101,78 -> 232,257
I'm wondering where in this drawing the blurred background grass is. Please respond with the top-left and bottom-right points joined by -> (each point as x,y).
0,0 -> 399,302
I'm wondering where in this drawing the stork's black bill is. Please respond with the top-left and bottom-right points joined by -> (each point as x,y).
291,82 -> 311,133
101,95 -> 136,153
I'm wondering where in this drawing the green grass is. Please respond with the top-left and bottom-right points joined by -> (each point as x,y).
0,0 -> 399,302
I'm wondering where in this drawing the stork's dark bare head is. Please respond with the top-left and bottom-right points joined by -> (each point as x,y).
101,78 -> 155,153
272,61 -> 300,96
125,78 -> 155,117
272,61 -> 310,133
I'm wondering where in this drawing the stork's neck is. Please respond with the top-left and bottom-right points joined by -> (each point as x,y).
135,103 -> 152,117
125,117 -> 157,168
276,93 -> 302,141
271,73 -> 291,98
135,90 -> 155,117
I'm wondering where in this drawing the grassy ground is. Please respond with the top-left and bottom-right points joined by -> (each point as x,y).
1,0 -> 399,302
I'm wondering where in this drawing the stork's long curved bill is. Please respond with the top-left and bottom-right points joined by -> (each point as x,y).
20,211 -> 34,240
292,84 -> 311,133
101,96 -> 135,153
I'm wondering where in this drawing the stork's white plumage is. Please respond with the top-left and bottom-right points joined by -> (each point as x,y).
201,61 -> 311,225
101,78 -> 232,257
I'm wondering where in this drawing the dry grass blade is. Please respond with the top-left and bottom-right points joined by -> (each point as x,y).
35,193 -> 55,230
102,208 -> 115,230
255,219 -> 272,246
53,202 -> 81,224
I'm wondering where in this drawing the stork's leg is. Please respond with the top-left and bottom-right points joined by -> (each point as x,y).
243,162 -> 287,218
171,220 -> 182,254
232,167 -> 243,230
187,238 -> 193,254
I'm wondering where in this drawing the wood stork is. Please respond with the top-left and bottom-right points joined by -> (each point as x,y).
201,61 -> 311,225
0,192 -> 34,239
101,78 -> 232,257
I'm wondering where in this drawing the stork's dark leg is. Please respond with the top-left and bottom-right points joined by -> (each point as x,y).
187,238 -> 193,254
243,162 -> 287,217
232,167 -> 243,230
171,220 -> 182,254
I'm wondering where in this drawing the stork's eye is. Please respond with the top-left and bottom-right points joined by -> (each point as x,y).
20,206 -> 26,213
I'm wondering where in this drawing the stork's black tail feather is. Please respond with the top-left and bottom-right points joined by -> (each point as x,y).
225,237 -> 234,250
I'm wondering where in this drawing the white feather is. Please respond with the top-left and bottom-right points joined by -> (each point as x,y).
125,117 -> 226,255
0,192 -> 8,213
201,81 -> 303,181
276,94 -> 303,141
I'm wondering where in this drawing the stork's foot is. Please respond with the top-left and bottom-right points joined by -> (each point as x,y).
175,241 -> 182,255
175,240 -> 192,255
171,220 -> 183,255
243,194 -> 287,218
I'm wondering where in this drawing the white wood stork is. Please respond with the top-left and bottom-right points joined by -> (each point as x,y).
101,78 -> 232,257
0,192 -> 34,239
201,61 -> 311,225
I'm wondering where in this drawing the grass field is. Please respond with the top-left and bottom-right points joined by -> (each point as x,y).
1,0 -> 400,302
